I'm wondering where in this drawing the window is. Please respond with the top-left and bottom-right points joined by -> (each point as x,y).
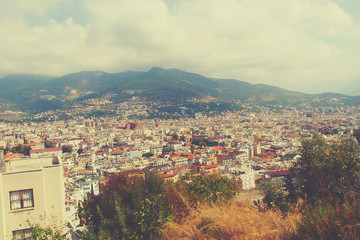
9,189 -> 34,210
12,228 -> 32,240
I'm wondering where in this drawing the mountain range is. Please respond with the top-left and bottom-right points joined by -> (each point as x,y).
0,67 -> 359,113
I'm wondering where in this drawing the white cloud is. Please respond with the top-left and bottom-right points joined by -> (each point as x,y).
0,0 -> 360,94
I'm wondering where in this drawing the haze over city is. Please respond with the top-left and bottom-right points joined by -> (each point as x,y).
1,0 -> 360,95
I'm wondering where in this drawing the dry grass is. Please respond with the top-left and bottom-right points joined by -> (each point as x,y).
162,201 -> 300,240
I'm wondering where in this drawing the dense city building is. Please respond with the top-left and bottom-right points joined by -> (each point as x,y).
0,106 -> 359,236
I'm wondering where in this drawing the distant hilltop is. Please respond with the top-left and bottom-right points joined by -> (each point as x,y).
0,67 -> 360,117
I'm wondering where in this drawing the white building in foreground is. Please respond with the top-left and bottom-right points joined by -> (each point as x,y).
0,155 -> 66,239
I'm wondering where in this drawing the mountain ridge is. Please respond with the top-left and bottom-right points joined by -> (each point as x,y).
0,67 -> 359,114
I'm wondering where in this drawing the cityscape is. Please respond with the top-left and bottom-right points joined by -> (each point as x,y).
1,102 -> 359,238
1,0 -> 360,238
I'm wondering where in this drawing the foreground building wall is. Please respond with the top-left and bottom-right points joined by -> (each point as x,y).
0,157 -> 66,239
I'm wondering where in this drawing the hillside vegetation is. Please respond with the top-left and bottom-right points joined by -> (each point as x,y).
74,133 -> 360,240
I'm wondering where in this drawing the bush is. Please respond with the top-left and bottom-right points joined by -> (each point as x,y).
181,173 -> 237,204
80,172 -> 240,239
294,132 -> 360,202
142,152 -> 154,158
294,194 -> 360,240
27,222 -> 66,240
258,179 -> 289,212
80,172 -> 174,239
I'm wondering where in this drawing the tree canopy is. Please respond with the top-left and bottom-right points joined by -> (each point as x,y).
261,132 -> 360,239
293,132 -> 360,201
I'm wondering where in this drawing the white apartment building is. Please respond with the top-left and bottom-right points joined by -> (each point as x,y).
76,176 -> 100,199
30,147 -> 62,159
224,166 -> 256,190
0,156 -> 66,239
239,170 -> 256,190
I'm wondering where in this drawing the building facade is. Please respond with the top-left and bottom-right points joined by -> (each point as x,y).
0,156 -> 66,239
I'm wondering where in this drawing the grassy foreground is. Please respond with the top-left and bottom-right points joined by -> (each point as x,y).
162,200 -> 300,240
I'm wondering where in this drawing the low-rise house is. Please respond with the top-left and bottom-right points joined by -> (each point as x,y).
167,141 -> 183,151
76,176 -> 100,199
191,159 -> 218,174
30,147 -> 62,159
160,166 -> 190,181
110,149 -> 125,161
217,155 -> 234,166
25,142 -> 45,150
127,149 -> 142,159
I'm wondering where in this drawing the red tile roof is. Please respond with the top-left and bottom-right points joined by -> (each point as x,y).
127,148 -> 138,152
217,155 -> 232,160
25,142 -> 42,146
201,164 -> 218,169
4,153 -> 24,159
110,150 -> 124,154
95,151 -> 107,155
30,147 -> 62,153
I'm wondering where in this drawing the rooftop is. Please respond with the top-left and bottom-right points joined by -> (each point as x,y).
0,156 -> 62,173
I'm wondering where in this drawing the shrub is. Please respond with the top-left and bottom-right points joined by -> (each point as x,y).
294,193 -> 360,240
294,132 -> 360,202
182,173 -> 237,204
79,172 -> 175,239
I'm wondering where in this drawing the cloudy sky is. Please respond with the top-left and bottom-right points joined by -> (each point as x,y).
1,0 -> 360,95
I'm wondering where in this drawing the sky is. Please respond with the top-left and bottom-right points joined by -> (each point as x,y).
1,0 -> 360,95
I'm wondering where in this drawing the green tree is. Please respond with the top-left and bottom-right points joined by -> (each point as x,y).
27,222 -> 66,240
172,133 -> 179,141
270,132 -> 360,239
294,132 -> 360,202
142,152 -> 154,158
80,172 -> 175,240
258,179 -> 289,211
77,148 -> 84,155
162,147 -> 174,154
10,145 -> 31,156
62,145 -> 72,153
353,128 -> 360,143
295,193 -> 360,240
199,140 -> 207,148
183,174 -> 237,204
134,194 -> 174,239
190,144 -> 196,154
